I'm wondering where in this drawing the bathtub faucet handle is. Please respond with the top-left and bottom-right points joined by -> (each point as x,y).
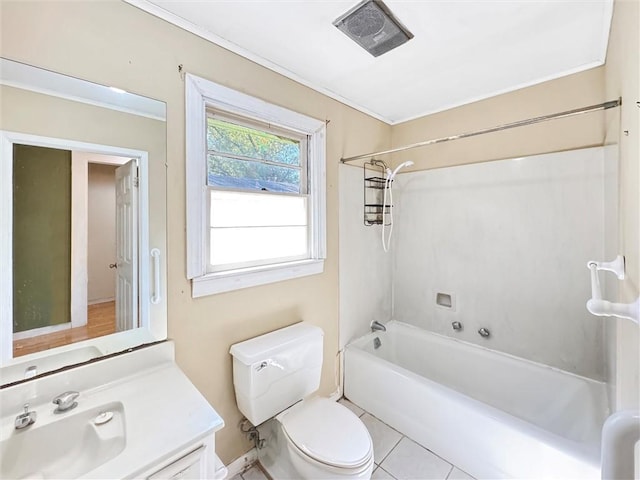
371,320 -> 386,333
478,327 -> 491,338
451,321 -> 462,331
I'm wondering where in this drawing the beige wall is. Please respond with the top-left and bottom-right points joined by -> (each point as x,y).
391,66 -> 606,170
0,0 -> 391,464
604,0 -> 639,410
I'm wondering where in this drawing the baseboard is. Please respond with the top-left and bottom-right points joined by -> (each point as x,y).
329,388 -> 342,402
88,297 -> 115,305
13,322 -> 71,340
225,448 -> 258,479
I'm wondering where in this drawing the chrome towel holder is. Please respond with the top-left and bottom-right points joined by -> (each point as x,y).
587,255 -> 639,324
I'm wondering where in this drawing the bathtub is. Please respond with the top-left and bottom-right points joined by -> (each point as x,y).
344,321 -> 609,479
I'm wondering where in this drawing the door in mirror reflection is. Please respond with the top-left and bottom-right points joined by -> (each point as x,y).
115,159 -> 138,332
11,145 -> 139,357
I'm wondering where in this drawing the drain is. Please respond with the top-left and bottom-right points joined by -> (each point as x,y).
94,411 -> 114,425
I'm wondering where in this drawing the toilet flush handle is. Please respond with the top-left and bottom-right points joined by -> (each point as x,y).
256,359 -> 284,371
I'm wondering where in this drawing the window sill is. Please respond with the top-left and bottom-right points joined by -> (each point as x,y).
191,259 -> 324,297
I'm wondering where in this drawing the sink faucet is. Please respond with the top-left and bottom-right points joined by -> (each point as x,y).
15,403 -> 37,430
52,391 -> 79,413
370,320 -> 387,332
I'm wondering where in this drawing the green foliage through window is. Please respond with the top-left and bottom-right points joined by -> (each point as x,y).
207,117 -> 303,193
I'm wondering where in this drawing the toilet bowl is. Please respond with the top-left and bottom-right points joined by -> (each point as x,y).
278,397 -> 374,479
230,322 -> 374,479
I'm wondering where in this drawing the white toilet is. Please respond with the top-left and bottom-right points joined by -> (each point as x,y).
230,322 -> 374,479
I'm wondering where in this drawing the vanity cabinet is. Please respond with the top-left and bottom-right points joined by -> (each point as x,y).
145,438 -> 226,479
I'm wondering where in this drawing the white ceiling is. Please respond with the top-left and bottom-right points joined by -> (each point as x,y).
129,0 -> 613,125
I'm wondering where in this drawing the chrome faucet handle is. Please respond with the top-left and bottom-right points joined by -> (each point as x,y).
370,320 -> 387,332
15,403 -> 37,429
52,391 -> 79,413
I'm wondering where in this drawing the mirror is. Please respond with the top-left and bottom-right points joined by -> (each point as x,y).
0,58 -> 167,385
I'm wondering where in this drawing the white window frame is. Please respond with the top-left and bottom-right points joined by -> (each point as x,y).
185,74 -> 326,297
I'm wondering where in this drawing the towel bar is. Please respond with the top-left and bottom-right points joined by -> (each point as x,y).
587,255 -> 639,324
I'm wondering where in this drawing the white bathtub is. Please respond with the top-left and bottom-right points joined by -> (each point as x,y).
344,321 -> 609,479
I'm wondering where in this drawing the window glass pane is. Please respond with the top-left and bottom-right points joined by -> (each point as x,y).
210,190 -> 307,227
207,118 -> 300,166
210,226 -> 308,268
208,155 -> 300,193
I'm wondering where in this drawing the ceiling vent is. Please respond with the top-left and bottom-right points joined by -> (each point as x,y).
333,0 -> 414,57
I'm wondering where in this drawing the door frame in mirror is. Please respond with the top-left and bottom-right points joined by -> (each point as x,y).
0,130 -> 154,364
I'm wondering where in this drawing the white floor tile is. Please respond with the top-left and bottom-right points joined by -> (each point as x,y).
447,467 -> 475,480
372,466 -> 397,479
228,475 -> 243,480
242,465 -> 269,480
339,397 -> 365,417
361,413 -> 403,464
381,437 -> 452,480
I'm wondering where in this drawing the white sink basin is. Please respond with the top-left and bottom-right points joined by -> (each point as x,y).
0,342 -> 224,479
1,402 -> 125,479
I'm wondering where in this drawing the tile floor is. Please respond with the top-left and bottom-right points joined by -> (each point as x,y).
229,463 -> 271,480
229,464 -> 270,480
229,398 -> 476,480
339,399 -> 475,480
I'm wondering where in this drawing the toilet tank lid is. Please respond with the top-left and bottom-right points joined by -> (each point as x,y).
230,322 -> 323,365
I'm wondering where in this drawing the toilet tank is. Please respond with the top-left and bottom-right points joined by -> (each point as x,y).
230,322 -> 323,426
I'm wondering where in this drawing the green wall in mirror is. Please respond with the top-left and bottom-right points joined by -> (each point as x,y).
13,144 -> 71,333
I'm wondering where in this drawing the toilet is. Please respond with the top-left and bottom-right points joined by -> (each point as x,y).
230,322 -> 374,479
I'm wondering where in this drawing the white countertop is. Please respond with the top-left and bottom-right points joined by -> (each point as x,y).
0,341 -> 224,479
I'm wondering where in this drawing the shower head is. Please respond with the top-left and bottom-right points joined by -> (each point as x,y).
386,160 -> 414,180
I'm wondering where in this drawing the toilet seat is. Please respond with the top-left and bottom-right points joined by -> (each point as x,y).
280,398 -> 373,471
286,436 -> 374,477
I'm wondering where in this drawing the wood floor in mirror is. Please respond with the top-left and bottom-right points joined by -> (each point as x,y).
13,301 -> 116,357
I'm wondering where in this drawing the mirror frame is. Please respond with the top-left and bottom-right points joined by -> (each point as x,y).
0,58 -> 167,384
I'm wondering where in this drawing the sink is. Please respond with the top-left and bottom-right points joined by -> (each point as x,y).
0,342 -> 224,479
0,402 -> 125,479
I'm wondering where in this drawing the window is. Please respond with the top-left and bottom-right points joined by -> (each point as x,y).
207,114 -> 309,271
186,74 -> 326,297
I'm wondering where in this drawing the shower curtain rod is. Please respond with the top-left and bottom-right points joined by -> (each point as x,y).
340,98 -> 621,163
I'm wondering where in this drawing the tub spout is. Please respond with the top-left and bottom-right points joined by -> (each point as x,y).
371,320 -> 386,332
